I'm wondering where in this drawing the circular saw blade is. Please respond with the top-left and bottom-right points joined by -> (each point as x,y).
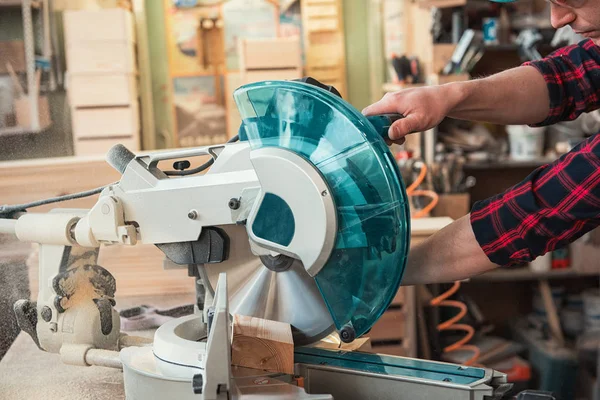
202,225 -> 334,346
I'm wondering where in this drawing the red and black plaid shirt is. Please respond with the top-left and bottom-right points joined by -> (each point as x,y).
470,39 -> 600,266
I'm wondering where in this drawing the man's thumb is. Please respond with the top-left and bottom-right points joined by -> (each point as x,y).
389,114 -> 420,139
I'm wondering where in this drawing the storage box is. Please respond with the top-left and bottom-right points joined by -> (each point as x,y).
71,105 -> 139,139
66,42 -> 136,73
63,8 -> 136,45
431,193 -> 470,220
15,95 -> 51,130
74,136 -> 139,156
67,73 -> 137,107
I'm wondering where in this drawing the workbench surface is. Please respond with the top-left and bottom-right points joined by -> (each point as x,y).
0,293 -> 195,400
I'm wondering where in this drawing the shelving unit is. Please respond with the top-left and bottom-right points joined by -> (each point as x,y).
0,0 -> 49,135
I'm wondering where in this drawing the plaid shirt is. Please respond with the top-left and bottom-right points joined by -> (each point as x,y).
470,39 -> 600,266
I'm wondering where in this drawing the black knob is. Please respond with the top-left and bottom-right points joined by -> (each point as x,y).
41,306 -> 52,322
339,324 -> 356,343
228,198 -> 241,210
192,374 -> 203,394
173,160 -> 191,171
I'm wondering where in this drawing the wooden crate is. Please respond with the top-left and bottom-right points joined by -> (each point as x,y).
71,104 -> 139,139
63,8 -> 136,45
238,37 -> 302,85
301,0 -> 347,98
66,42 -> 137,74
67,73 -> 137,107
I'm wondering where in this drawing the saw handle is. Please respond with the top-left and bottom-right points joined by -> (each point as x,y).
366,113 -> 405,140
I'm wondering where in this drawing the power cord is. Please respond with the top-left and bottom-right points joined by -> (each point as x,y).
0,182 -> 118,218
0,135 -> 242,216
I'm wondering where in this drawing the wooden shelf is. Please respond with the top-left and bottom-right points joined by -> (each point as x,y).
382,82 -> 426,92
464,158 -> 555,170
469,268 -> 599,282
0,126 -> 44,136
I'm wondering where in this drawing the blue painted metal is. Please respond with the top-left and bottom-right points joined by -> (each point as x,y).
295,347 -> 486,385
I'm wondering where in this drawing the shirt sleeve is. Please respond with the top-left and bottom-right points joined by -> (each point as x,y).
470,134 -> 600,267
524,39 -> 600,126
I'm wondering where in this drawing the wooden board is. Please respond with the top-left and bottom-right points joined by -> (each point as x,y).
231,314 -> 294,374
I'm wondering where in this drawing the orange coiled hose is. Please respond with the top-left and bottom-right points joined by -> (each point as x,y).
405,163 -> 439,219
429,282 -> 481,366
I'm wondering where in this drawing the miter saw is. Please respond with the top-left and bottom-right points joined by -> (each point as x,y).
0,78 -> 517,399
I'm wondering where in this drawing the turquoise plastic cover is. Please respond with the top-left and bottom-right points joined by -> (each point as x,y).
233,80 -> 411,339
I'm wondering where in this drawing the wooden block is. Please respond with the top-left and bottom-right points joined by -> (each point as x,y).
0,41 -> 25,73
75,136 -> 139,156
367,308 -> 405,341
231,314 -> 294,375
67,73 -> 137,107
308,333 -> 372,352
63,8 -> 136,45
66,42 -> 137,73
72,105 -> 139,139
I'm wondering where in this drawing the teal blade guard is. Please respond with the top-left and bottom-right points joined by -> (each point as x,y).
233,80 -> 411,340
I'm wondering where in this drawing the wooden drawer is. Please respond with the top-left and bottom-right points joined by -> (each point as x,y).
66,42 -> 137,73
74,136 -> 139,156
63,8 -> 135,45
68,73 -> 137,107
72,105 -> 139,139
367,308 -> 405,341
240,37 -> 301,70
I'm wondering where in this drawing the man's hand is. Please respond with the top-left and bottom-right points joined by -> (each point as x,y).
362,85 -> 459,145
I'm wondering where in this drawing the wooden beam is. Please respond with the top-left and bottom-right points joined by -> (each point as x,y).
231,314 -> 294,374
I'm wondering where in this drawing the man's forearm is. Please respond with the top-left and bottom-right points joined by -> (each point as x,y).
443,66 -> 550,126
401,215 -> 498,286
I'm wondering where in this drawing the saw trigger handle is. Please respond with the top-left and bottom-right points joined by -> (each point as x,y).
366,113 -> 405,140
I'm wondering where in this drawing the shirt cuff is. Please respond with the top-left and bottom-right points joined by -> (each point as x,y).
522,60 -> 563,127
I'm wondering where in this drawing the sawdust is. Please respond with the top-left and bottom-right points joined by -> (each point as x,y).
0,333 -> 126,400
